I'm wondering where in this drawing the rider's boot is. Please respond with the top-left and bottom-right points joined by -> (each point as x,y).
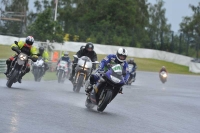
18,72 -> 26,83
85,83 -> 94,94
4,65 -> 10,77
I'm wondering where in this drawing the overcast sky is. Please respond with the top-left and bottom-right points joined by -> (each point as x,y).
148,0 -> 199,32
28,0 -> 200,32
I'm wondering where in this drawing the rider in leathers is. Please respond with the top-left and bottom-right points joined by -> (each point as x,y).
127,58 -> 137,80
69,42 -> 97,82
85,47 -> 129,94
35,46 -> 49,75
4,36 -> 38,83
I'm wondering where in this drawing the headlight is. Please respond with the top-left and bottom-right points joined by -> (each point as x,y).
163,73 -> 167,78
110,75 -> 121,83
20,54 -> 27,60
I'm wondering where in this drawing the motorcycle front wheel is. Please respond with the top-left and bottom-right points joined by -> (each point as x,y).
58,70 -> 64,83
97,90 -> 112,112
74,74 -> 84,93
6,70 -> 18,88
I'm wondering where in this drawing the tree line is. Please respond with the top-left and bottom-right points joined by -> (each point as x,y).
0,0 -> 200,58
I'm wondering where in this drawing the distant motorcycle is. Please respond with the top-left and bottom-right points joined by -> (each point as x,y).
57,60 -> 69,83
159,71 -> 167,83
32,56 -> 45,82
85,64 -> 125,112
72,55 -> 99,92
126,64 -> 136,85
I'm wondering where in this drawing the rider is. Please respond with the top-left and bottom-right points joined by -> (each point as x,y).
127,58 -> 137,80
69,42 -> 97,81
37,46 -> 49,75
4,36 -> 38,83
85,47 -> 129,94
159,66 -> 167,73
57,51 -> 71,72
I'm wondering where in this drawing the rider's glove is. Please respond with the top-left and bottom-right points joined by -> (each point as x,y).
12,47 -> 21,54
31,57 -> 38,62
96,69 -> 104,77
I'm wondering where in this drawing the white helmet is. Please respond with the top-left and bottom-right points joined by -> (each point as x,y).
64,51 -> 69,57
26,36 -> 34,45
116,47 -> 128,63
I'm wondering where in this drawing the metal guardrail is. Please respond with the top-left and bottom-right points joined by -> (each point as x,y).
0,59 -> 6,73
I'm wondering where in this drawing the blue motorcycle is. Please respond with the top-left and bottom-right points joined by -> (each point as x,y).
85,64 -> 125,112
126,64 -> 137,85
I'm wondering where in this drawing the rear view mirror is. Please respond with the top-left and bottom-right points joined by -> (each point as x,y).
92,61 -> 99,64
73,55 -> 78,58
14,41 -> 18,45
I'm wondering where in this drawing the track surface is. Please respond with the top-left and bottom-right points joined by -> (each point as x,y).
0,71 -> 200,133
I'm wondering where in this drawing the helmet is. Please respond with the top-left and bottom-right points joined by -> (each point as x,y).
85,42 -> 94,52
26,36 -> 34,45
162,66 -> 166,69
80,45 -> 85,50
129,58 -> 134,63
39,47 -> 44,55
116,48 -> 128,63
64,51 -> 69,57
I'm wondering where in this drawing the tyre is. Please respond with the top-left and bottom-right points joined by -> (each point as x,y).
33,69 -> 38,81
58,70 -> 64,83
97,90 -> 112,112
6,70 -> 18,88
36,69 -> 42,82
74,74 -> 84,93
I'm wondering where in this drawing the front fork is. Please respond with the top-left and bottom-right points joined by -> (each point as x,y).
74,72 -> 87,84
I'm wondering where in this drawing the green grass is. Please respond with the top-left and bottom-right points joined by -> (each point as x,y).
0,44 -> 199,76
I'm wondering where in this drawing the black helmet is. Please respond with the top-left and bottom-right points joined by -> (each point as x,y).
85,42 -> 94,51
129,58 -> 134,63
39,47 -> 45,55
80,45 -> 85,50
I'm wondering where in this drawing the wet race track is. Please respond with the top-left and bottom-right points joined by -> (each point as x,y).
0,71 -> 200,133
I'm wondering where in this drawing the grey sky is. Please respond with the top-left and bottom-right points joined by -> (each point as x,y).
148,0 -> 199,32
28,0 -> 200,32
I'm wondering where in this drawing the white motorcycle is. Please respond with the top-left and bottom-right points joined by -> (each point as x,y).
159,71 -> 167,83
126,64 -> 136,85
57,60 -> 69,83
72,55 -> 99,92
32,56 -> 45,82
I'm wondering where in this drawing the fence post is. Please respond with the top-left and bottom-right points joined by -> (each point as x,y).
0,59 -> 7,73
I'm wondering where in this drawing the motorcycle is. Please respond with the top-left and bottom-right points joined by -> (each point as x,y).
72,55 -> 99,93
85,64 -> 125,112
159,71 -> 167,83
32,56 -> 45,82
57,60 -> 69,83
6,41 -> 37,88
126,64 -> 137,85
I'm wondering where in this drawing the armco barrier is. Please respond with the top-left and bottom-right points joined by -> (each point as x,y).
0,59 -> 6,73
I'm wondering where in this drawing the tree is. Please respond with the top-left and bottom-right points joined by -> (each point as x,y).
27,8 -> 64,42
179,2 -> 200,57
147,0 -> 171,50
0,0 -> 28,36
